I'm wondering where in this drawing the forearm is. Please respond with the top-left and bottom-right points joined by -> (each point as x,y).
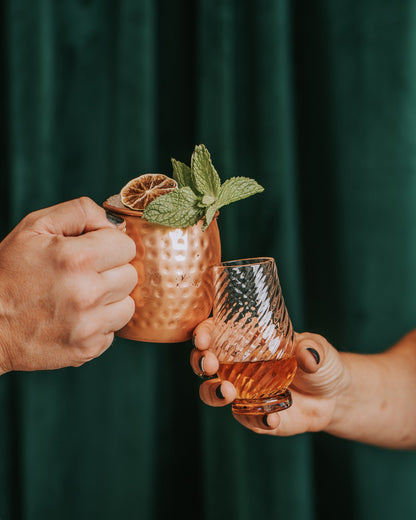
326,330 -> 416,449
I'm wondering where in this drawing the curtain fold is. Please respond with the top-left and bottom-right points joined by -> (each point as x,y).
2,1 -> 416,519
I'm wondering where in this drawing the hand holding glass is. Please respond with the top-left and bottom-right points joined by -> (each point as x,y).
211,257 -> 297,415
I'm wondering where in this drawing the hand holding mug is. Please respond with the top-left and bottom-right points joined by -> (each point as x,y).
0,197 -> 138,374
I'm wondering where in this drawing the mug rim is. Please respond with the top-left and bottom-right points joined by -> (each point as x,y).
103,194 -> 144,217
103,194 -> 220,225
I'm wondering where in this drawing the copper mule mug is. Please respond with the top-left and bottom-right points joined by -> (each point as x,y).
103,195 -> 221,343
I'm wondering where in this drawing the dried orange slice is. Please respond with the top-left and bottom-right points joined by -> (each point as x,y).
120,173 -> 178,211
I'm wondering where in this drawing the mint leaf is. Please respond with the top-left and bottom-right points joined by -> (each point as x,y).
216,177 -> 264,209
202,194 -> 215,206
171,158 -> 192,189
202,204 -> 219,231
191,144 -> 221,198
143,187 -> 204,228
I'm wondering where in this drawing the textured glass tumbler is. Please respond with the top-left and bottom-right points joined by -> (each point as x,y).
211,257 -> 297,415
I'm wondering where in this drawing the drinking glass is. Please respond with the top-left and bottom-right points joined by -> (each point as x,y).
211,257 -> 297,415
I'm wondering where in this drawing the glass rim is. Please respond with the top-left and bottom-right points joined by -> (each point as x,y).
211,257 -> 275,269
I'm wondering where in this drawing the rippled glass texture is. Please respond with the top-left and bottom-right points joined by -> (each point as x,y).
212,257 -> 296,414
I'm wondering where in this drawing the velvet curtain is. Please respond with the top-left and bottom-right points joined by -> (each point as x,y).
2,1 -> 416,518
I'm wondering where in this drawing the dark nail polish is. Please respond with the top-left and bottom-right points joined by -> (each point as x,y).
106,211 -> 124,226
307,347 -> 320,365
262,415 -> 269,427
198,356 -> 205,374
215,385 -> 225,400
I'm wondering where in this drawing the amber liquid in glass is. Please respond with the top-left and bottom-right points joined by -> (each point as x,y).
217,356 -> 297,400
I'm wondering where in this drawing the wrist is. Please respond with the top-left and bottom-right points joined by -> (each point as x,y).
324,352 -> 356,435
323,352 -> 392,444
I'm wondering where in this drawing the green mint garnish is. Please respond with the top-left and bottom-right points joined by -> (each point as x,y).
142,187 -> 204,228
143,144 -> 264,230
171,158 -> 192,189
190,144 -> 221,199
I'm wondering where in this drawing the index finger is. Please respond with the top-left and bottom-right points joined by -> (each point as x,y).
27,197 -> 115,236
193,318 -> 214,351
64,227 -> 136,272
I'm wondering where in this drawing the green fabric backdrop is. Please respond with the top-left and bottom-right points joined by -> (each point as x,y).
1,0 -> 416,518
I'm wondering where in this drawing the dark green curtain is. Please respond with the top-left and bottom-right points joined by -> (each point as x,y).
2,0 -> 416,518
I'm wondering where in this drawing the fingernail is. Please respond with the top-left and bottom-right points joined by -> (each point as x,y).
215,385 -> 225,400
262,415 -> 269,427
307,347 -> 320,365
198,356 -> 205,374
106,211 -> 124,226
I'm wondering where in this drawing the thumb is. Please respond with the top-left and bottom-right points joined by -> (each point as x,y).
292,332 -> 346,398
26,197 -> 124,237
294,332 -> 330,374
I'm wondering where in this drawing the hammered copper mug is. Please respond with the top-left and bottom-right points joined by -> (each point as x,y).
103,194 -> 221,343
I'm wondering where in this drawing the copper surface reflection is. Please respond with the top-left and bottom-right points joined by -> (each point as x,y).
103,195 -> 221,343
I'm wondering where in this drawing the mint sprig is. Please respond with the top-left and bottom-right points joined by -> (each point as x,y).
142,187 -> 204,228
190,144 -> 221,199
171,158 -> 192,189
143,144 -> 264,230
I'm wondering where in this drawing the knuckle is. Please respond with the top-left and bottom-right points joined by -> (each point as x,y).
312,333 -> 327,345
20,210 -> 41,229
73,284 -> 100,310
72,334 -> 113,366
55,242 -> 93,273
76,196 -> 105,223
71,348 -> 98,367
76,196 -> 97,212
53,278 -> 101,317
70,319 -> 97,344
80,347 -> 100,363
75,291 -> 95,311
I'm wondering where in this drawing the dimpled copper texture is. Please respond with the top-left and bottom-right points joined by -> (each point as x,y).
103,195 -> 221,343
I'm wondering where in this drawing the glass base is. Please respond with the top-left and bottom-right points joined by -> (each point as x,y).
231,389 -> 293,416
